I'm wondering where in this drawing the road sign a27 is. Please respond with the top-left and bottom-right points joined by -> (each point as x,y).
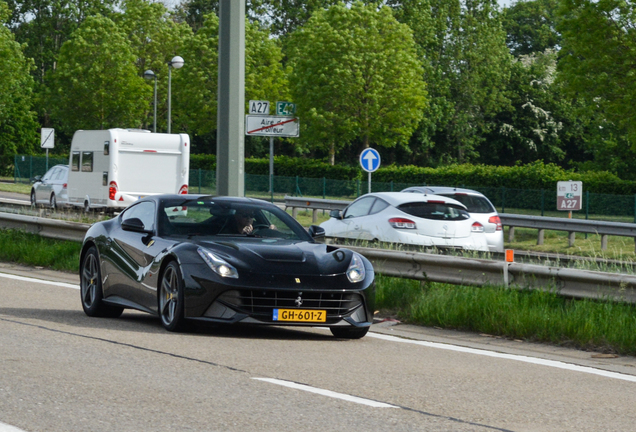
557,180 -> 582,211
249,100 -> 270,114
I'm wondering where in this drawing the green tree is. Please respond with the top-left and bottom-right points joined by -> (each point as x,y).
5,0 -> 117,84
0,1 -> 38,155
115,0 -> 192,132
47,15 -> 150,136
386,0 -> 512,165
480,49 -> 566,165
175,0 -> 268,31
287,2 -> 427,164
502,0 -> 560,56
172,14 -> 289,143
557,0 -> 636,146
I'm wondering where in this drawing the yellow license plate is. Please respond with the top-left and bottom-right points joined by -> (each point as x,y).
273,309 -> 326,322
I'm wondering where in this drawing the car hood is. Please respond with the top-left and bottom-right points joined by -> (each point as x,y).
190,238 -> 355,276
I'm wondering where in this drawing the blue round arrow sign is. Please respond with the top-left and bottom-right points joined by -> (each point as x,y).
359,148 -> 381,173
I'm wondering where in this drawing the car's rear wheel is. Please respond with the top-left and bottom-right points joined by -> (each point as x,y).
50,193 -> 57,210
330,326 -> 369,339
80,247 -> 124,318
159,261 -> 188,332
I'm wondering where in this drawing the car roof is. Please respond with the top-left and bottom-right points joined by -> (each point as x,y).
140,194 -> 279,208
357,192 -> 467,210
401,186 -> 486,197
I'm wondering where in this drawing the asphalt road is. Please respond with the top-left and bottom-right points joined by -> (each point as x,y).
1,264 -> 636,432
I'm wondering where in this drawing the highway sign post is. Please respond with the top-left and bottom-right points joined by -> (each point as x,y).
245,115 -> 299,137
41,128 -> 54,171
359,148 -> 381,193
557,180 -> 583,218
246,114 -> 300,195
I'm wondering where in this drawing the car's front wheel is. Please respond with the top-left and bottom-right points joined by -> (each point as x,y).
330,326 -> 369,339
50,193 -> 57,210
30,190 -> 36,206
159,261 -> 188,332
80,247 -> 123,318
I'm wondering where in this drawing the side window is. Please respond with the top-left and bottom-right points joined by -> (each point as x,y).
71,152 -> 80,171
369,198 -> 389,215
54,168 -> 65,181
343,197 -> 376,219
81,152 -> 93,172
104,141 -> 110,155
121,202 -> 156,231
42,168 -> 56,181
260,210 -> 294,236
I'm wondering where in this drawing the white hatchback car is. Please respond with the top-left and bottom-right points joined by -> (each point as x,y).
30,164 -> 69,210
401,186 -> 503,252
320,192 -> 489,251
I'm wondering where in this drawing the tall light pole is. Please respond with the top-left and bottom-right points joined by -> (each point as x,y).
143,70 -> 157,133
167,56 -> 184,134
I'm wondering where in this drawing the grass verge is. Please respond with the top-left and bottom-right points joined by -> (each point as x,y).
376,274 -> 636,356
0,229 -> 80,272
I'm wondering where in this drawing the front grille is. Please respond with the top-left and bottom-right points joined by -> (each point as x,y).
218,289 -> 363,322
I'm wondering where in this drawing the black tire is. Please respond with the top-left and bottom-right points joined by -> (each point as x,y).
158,261 -> 188,332
84,201 -> 91,213
330,326 -> 369,339
50,193 -> 57,210
80,247 -> 124,318
30,190 -> 36,206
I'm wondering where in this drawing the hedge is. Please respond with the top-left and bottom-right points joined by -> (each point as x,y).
190,156 -> 636,195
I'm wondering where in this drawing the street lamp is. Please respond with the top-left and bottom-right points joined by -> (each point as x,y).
167,56 -> 184,134
143,69 -> 157,133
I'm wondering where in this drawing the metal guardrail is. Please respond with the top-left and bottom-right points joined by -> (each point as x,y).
346,246 -> 636,304
0,212 -> 89,242
2,211 -> 636,304
500,214 -> 636,251
284,196 -> 348,223
284,196 -> 636,251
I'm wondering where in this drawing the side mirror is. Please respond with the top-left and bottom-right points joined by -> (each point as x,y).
32,175 -> 42,183
308,225 -> 325,239
121,217 -> 152,234
329,209 -> 342,220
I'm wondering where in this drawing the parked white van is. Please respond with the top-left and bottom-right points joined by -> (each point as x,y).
67,129 -> 190,212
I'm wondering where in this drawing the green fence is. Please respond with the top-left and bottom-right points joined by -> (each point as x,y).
14,155 -> 68,183
12,156 -> 636,222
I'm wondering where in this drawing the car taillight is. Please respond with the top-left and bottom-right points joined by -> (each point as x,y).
108,181 -> 118,200
62,183 -> 67,189
471,222 -> 485,233
488,216 -> 502,231
389,217 -> 416,229
179,184 -> 188,194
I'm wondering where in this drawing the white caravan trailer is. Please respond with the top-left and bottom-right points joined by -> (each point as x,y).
67,129 -> 190,212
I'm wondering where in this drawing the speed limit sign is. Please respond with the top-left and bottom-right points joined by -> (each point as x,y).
557,181 -> 582,211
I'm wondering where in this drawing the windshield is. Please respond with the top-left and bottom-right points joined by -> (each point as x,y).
158,198 -> 311,241
397,202 -> 470,221
439,194 -> 495,213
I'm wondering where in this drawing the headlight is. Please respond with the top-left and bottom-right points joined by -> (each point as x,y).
346,253 -> 366,283
197,248 -> 238,278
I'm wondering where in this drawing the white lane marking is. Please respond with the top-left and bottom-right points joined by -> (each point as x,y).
368,332 -> 636,383
253,378 -> 399,408
0,421 -> 28,432
0,272 -> 79,290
